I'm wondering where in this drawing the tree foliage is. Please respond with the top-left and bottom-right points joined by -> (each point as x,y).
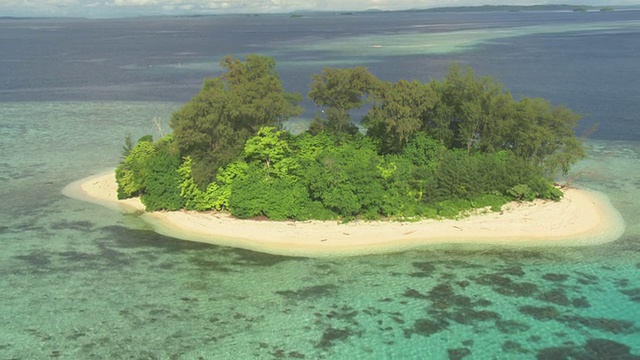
170,54 -> 302,188
115,56 -> 585,222
364,79 -> 437,154
115,135 -> 184,211
308,67 -> 380,138
115,136 -> 155,199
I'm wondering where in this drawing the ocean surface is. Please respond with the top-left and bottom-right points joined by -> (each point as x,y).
1,10 -> 640,359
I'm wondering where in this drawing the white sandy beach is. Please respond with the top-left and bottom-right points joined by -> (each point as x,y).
62,171 -> 626,257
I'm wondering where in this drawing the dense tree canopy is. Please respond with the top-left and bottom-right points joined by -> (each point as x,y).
116,56 -> 585,222
169,54 -> 302,188
364,79 -> 437,154
365,63 -> 585,175
308,66 -> 380,138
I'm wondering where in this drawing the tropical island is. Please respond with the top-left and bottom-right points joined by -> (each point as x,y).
66,54 -> 625,256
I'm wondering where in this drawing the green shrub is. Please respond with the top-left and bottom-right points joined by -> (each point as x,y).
472,193 -> 509,212
115,140 -> 155,199
420,206 -> 439,219
507,184 -> 536,201
177,157 -> 230,211
229,172 -> 313,221
436,198 -> 472,218
302,201 -> 337,221
140,150 -> 184,211
543,185 -> 564,201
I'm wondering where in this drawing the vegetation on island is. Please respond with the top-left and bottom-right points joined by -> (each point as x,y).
115,54 -> 585,222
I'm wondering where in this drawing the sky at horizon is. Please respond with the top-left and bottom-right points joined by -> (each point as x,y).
2,0 -> 640,18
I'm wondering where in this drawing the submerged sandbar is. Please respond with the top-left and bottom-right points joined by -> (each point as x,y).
63,171 -> 626,257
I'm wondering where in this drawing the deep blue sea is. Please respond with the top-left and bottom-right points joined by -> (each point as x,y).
1,10 -> 639,359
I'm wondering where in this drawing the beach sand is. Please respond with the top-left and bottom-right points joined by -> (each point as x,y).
62,171 -> 626,257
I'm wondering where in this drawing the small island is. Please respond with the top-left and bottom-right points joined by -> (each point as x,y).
65,55 -> 625,256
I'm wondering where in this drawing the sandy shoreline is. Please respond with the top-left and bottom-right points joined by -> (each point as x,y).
62,171 -> 626,257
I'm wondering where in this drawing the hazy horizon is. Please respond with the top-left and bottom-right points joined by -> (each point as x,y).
2,1 -> 640,19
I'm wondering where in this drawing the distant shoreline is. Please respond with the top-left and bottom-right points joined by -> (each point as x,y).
63,171 -> 626,257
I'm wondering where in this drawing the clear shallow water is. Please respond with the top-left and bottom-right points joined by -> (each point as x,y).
1,11 -> 640,359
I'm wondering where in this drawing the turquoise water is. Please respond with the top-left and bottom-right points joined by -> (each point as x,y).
2,11 -> 640,359
0,102 -> 638,359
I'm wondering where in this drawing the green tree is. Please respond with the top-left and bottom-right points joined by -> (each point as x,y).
508,97 -> 586,176
427,63 -> 511,154
364,79 -> 437,154
177,157 -> 228,211
115,137 -> 155,199
170,55 -> 302,188
228,169 -> 313,220
121,133 -> 134,159
308,67 -> 380,138
138,136 -> 184,211
402,132 -> 446,172
243,126 -> 292,179
304,137 -> 386,219
140,154 -> 183,211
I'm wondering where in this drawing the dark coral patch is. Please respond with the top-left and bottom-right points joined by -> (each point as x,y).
316,327 -> 353,349
433,308 -> 500,325
535,338 -> 640,360
500,266 -> 525,277
275,284 -> 339,301
559,315 -> 635,334
518,305 -> 560,321
287,351 -> 306,359
473,273 -> 538,297
270,348 -> 305,359
409,261 -> 437,277
571,297 -> 591,308
528,335 -> 542,343
230,247 -> 300,266
615,278 -> 630,287
403,288 -> 427,300
58,251 -> 100,262
447,347 -> 471,360
620,288 -> 640,303
495,320 -> 530,334
584,338 -> 639,359
100,225 -> 212,252
96,246 -> 132,267
494,281 -> 538,297
538,288 -> 571,306
323,305 -> 358,324
574,271 -> 599,285
535,345 -> 576,360
542,273 -> 569,282
502,340 -> 529,354
49,220 -> 94,231
428,284 -> 476,308
14,251 -> 52,267
404,318 -> 450,338
188,257 -> 234,272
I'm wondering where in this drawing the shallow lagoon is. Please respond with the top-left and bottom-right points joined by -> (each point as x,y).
1,10 -> 640,359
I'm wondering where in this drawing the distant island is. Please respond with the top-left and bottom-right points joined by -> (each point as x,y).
113,54 -> 586,223
284,5 -> 622,16
406,5 -> 613,13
